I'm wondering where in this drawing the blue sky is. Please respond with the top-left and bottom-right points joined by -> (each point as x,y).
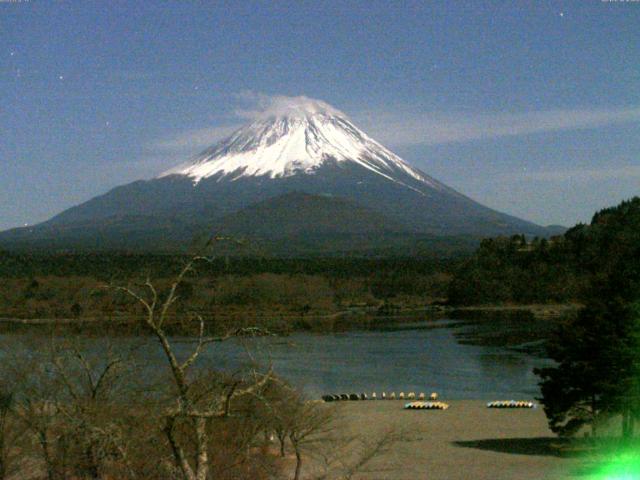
1,0 -> 639,230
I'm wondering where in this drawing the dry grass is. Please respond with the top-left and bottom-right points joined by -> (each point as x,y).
318,400 -> 586,480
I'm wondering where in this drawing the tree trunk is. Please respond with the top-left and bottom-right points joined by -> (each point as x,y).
277,432 -> 286,457
164,417 -> 196,480
86,442 -> 100,480
195,417 -> 209,480
0,425 -> 6,480
224,390 -> 235,417
293,448 -> 302,480
622,409 -> 632,439
0,409 -> 7,480
591,397 -> 598,438
38,430 -> 56,480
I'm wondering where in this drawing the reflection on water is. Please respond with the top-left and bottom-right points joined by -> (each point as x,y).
448,310 -> 551,355
0,313 -> 555,400
192,313 -> 554,399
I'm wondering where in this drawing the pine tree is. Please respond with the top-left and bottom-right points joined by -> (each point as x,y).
535,198 -> 640,438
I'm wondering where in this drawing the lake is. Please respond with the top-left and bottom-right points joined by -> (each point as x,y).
0,312 -> 555,400
156,312 -> 552,400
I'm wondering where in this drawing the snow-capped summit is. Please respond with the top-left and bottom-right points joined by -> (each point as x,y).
160,96 -> 440,191
0,95 -> 553,252
247,95 -> 346,120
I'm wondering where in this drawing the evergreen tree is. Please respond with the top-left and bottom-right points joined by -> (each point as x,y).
535,198 -> 640,438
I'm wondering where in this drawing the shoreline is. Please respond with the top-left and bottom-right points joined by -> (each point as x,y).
0,302 -> 578,326
446,303 -> 580,319
324,400 -> 585,480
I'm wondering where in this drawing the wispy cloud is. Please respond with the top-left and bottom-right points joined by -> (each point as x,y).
231,91 -> 346,120
354,107 -> 640,147
149,125 -> 242,154
145,92 -> 341,158
230,90 -> 276,119
518,164 -> 640,183
459,164 -> 640,186
109,70 -> 161,81
145,93 -> 640,169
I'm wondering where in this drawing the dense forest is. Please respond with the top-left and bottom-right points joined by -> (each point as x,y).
0,254 -> 456,331
1,197 -> 638,324
0,253 -> 457,280
448,197 -> 640,305
533,197 -> 640,439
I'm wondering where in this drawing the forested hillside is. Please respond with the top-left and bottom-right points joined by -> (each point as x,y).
2,197 -> 637,320
448,197 -> 640,305
0,254 -> 455,327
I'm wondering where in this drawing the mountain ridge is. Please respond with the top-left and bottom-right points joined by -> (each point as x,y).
159,96 -> 439,189
0,96 -> 558,254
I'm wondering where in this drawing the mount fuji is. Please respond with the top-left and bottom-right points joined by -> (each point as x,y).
0,96 -> 555,254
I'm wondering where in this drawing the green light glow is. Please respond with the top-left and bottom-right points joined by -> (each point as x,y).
589,449 -> 640,480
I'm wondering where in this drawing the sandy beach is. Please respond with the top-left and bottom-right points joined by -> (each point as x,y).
320,400 -> 585,480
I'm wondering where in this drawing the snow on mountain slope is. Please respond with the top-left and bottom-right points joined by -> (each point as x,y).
159,96 -> 442,192
0,95 -> 554,252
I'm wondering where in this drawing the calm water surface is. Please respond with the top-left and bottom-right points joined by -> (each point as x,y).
186,313 -> 552,400
2,313 -> 554,400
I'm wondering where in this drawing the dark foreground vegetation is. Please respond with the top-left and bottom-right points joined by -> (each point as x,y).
452,197 -> 640,463
449,197 -> 640,306
1,197 -> 640,332
0,198 -> 638,478
534,198 -> 640,441
0,255 -> 455,333
0,256 -> 400,480
3,198 -> 640,325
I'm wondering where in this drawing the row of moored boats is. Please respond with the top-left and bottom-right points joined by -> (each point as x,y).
321,393 -> 537,410
486,400 -> 536,409
322,392 -> 439,402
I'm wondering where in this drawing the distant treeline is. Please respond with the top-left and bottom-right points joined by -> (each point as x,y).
2,197 -> 638,316
0,253 -> 457,327
0,252 -> 457,280
448,197 -> 640,305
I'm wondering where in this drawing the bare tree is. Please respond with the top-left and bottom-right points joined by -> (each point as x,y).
0,332 -> 162,480
258,383 -> 400,480
49,340 -> 141,479
0,241 -> 401,480
288,401 -> 334,480
113,246 -> 274,480
1,342 -> 65,480
0,390 -> 16,480
310,427 -> 403,480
